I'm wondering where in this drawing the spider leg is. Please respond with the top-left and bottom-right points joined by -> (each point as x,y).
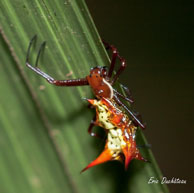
133,111 -> 143,123
26,35 -> 37,63
111,56 -> 126,84
26,36 -> 89,87
120,84 -> 134,103
113,88 -> 134,104
88,115 -> 102,138
102,40 -> 127,84
102,40 -> 118,78
35,40 -> 46,68
113,95 -> 145,129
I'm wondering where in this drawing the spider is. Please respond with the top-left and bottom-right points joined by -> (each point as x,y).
26,35 -> 145,138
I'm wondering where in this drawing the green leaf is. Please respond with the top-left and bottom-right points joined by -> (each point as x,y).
0,0 -> 170,193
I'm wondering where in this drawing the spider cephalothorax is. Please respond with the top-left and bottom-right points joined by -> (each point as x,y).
87,66 -> 113,99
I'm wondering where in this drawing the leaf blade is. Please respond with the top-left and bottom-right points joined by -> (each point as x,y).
0,0 -> 170,193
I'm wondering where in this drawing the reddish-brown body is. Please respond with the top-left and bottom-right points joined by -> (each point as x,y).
86,67 -> 113,99
26,36 -> 146,172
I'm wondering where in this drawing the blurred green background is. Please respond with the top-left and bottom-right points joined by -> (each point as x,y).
85,0 -> 194,193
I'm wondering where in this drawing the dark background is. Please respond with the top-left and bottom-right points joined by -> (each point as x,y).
85,1 -> 194,192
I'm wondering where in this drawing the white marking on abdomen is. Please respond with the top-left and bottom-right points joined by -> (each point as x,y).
102,78 -> 113,99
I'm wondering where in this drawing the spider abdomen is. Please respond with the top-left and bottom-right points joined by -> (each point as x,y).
82,97 -> 146,172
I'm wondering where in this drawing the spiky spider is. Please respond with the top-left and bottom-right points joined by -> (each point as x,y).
81,97 -> 147,172
26,35 -> 145,137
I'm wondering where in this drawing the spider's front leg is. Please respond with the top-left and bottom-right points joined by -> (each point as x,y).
103,40 -> 134,103
102,40 -> 127,84
26,35 -> 89,87
102,40 -> 118,78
